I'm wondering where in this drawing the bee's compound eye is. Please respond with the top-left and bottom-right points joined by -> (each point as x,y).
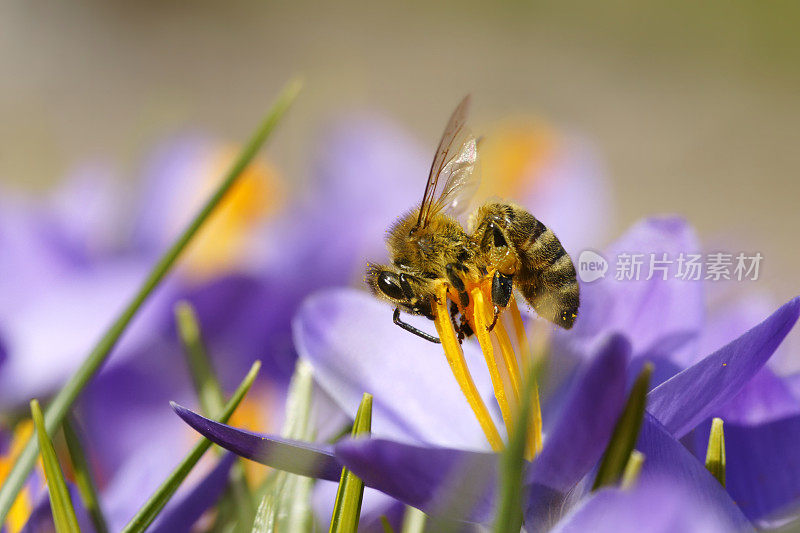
377,272 -> 405,300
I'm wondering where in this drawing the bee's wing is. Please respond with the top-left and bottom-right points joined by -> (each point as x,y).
416,95 -> 479,228
431,132 -> 480,219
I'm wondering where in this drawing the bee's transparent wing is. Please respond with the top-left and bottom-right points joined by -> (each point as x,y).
416,95 -> 474,229
432,132 -> 480,220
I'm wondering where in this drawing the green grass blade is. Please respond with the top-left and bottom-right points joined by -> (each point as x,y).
329,393 -> 373,533
175,301 -> 255,531
175,301 -> 226,415
253,360 -> 316,533
30,400 -> 80,533
380,516 -> 395,533
705,417 -> 726,487
0,79 -> 301,523
592,363 -> 652,490
63,417 -> 109,533
494,362 -> 540,533
121,361 -> 261,533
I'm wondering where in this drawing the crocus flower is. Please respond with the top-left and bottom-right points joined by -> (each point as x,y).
174,210 -> 799,530
174,288 -> 798,528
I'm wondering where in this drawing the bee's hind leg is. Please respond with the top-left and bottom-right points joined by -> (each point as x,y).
393,308 -> 441,344
487,270 -> 513,331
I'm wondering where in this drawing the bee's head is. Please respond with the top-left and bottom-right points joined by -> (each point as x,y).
365,263 -> 434,318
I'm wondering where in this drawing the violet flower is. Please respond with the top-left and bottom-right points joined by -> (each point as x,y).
172,206 -> 799,531
174,285 -> 797,527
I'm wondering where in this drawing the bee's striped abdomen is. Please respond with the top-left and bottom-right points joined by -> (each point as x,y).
481,204 -> 580,329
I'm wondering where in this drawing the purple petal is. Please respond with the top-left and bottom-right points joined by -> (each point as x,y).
294,288 -> 497,449
648,297 -> 800,437
633,414 -> 751,530
0,258 -> 154,408
150,453 -> 235,533
683,291 -> 778,368
714,367 -> 800,425
558,217 -> 704,361
527,334 -> 630,492
333,335 -> 631,525
335,437 -> 498,523
0,193 -> 81,306
551,474 -> 753,533
0,334 -> 6,371
523,335 -> 630,529
177,273 -> 297,384
102,439 -> 195,530
309,115 -> 427,247
171,403 -> 342,482
80,354 -> 193,479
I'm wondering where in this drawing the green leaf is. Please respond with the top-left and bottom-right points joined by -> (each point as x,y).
63,417 -> 109,533
620,450 -> 645,490
175,301 -> 254,530
121,360 -> 261,533
0,78 -> 302,524
253,360 -> 317,533
494,361 -> 541,533
329,393 -> 373,533
30,400 -> 80,533
705,417 -> 726,487
592,363 -> 652,490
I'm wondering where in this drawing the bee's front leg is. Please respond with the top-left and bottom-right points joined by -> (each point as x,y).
392,307 -> 441,344
487,270 -> 513,331
446,263 -> 471,308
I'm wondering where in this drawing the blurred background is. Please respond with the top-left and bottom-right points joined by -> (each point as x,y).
1,0 -> 798,299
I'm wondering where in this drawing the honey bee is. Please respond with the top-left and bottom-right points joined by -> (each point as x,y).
366,96 -> 579,343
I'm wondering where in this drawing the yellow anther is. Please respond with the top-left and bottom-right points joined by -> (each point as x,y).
469,287 -> 515,437
434,281 -> 544,458
493,318 -> 522,404
432,285 -> 503,451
